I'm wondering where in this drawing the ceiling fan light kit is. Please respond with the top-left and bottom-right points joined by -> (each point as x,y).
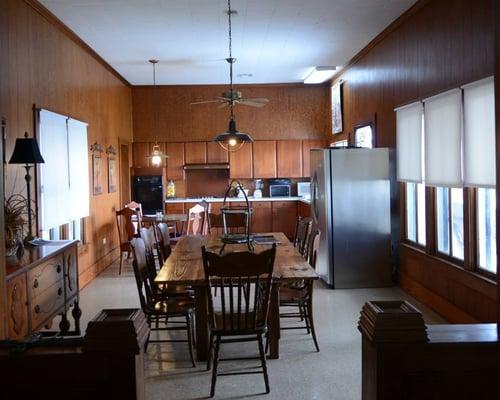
304,66 -> 337,84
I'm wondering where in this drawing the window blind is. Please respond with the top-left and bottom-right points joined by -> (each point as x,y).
39,110 -> 70,230
462,77 -> 496,187
423,89 -> 462,187
396,102 -> 423,183
67,118 -> 90,219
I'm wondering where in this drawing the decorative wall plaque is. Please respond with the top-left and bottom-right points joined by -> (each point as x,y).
107,145 -> 117,193
90,142 -> 104,195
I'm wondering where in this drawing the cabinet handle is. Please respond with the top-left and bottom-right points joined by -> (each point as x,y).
57,288 -> 63,296
33,279 -> 39,289
35,305 -> 41,314
56,265 -> 62,273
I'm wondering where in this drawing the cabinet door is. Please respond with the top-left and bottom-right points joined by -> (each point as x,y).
252,141 -> 277,178
251,202 -> 272,234
6,274 -> 29,339
302,139 -> 325,178
277,140 -> 302,178
166,142 -> 185,180
185,142 -> 207,164
298,201 -> 311,219
271,201 -> 298,240
229,143 -> 253,179
133,142 -> 151,168
207,142 -> 228,163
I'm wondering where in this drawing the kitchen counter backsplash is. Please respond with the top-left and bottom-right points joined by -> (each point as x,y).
165,196 -> 311,204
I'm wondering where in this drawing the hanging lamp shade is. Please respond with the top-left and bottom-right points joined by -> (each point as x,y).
214,117 -> 253,152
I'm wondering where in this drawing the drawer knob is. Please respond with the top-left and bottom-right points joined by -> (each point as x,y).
58,288 -> 63,296
35,305 -> 40,314
33,279 -> 39,289
56,265 -> 62,273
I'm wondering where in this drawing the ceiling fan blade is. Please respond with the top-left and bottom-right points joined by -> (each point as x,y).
243,97 -> 270,103
239,99 -> 269,108
217,102 -> 230,109
190,100 -> 223,105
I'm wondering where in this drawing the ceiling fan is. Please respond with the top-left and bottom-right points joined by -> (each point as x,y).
190,7 -> 269,109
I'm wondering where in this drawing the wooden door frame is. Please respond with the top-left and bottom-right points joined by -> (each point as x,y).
0,118 -> 7,339
495,0 -> 500,324
118,138 -> 131,208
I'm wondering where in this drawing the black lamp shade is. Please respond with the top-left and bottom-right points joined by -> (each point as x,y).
213,118 -> 254,144
9,133 -> 45,165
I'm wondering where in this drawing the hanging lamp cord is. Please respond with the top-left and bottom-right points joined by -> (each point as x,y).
228,0 -> 234,120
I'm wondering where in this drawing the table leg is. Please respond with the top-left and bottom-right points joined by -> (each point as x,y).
268,282 -> 280,359
194,285 -> 209,361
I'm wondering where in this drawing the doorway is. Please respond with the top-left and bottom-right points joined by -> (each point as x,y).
119,143 -> 130,207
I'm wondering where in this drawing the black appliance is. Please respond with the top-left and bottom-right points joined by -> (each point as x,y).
132,175 -> 164,214
269,179 -> 291,197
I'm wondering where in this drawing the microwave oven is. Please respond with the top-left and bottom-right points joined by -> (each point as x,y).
269,179 -> 291,197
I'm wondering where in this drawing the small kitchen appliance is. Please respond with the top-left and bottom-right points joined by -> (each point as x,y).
253,179 -> 263,198
269,179 -> 291,197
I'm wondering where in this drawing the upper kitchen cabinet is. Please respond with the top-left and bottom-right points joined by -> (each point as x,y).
302,139 -> 325,178
166,142 -> 185,180
185,142 -> 207,164
253,141 -> 277,178
133,142 -> 151,168
229,143 -> 253,179
207,142 -> 229,163
277,140 -> 302,178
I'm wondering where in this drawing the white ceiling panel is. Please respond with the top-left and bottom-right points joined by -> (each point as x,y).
40,0 -> 417,84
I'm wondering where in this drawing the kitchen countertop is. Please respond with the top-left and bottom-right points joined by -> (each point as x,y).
165,196 -> 311,205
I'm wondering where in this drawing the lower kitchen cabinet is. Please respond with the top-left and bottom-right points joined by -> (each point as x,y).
298,201 -> 311,219
251,201 -> 272,233
271,201 -> 298,240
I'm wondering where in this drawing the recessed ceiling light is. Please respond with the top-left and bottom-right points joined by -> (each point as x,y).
303,66 -> 337,84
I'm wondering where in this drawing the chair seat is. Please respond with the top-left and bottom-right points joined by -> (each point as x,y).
211,312 -> 267,335
280,286 -> 309,304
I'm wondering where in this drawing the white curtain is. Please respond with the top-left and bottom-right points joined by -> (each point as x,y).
67,118 -> 90,220
39,110 -> 70,231
424,89 -> 462,187
462,77 -> 496,187
396,102 -> 423,183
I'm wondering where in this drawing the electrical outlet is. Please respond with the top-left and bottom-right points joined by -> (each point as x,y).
102,237 -> 106,245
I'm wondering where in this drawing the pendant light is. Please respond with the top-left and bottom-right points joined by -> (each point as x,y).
213,0 -> 254,152
147,59 -> 168,167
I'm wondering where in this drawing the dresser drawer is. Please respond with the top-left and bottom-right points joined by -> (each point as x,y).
64,246 -> 79,301
6,274 -> 29,339
28,254 -> 64,299
30,283 -> 65,330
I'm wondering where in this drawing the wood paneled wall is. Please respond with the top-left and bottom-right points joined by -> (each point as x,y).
333,0 -> 495,322
132,84 -> 330,142
0,0 -> 133,289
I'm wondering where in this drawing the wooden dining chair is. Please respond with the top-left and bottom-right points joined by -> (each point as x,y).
130,237 -> 196,367
202,244 -> 277,397
279,229 -> 321,352
293,216 -> 313,257
156,222 -> 172,263
115,206 -> 140,274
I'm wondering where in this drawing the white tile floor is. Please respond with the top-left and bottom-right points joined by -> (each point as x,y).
79,260 -> 444,400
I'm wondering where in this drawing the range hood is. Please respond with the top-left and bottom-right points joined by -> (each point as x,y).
183,163 -> 229,170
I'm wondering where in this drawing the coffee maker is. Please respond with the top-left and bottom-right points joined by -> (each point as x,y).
253,179 -> 263,198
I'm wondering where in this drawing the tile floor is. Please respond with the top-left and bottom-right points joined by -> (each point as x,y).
79,260 -> 444,400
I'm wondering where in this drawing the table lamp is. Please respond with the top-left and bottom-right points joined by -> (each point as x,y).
9,132 -> 45,241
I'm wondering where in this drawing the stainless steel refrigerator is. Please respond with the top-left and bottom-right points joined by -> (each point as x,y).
310,147 -> 392,288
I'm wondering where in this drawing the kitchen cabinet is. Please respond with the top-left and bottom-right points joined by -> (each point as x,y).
165,202 -> 185,234
298,201 -> 311,219
185,142 -> 207,164
133,142 -> 151,168
302,139 -> 325,178
229,143 -> 253,179
277,140 -> 302,178
166,142 -> 185,180
251,201 -> 272,233
271,201 -> 298,240
252,141 -> 277,178
207,142 -> 229,163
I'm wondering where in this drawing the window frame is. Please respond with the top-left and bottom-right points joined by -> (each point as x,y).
402,182 -> 427,251
353,119 -> 376,148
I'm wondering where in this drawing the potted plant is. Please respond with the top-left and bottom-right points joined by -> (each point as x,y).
4,194 -> 29,256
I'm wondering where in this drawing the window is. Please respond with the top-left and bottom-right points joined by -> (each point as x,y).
332,139 -> 348,147
436,187 -> 464,260
477,188 -> 496,273
405,183 -> 426,246
354,124 -> 374,148
38,109 -> 90,243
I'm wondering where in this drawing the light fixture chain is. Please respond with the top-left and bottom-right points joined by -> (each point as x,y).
228,0 -> 234,119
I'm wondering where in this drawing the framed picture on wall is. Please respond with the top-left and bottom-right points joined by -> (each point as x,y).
107,145 -> 117,193
90,142 -> 104,195
331,80 -> 343,134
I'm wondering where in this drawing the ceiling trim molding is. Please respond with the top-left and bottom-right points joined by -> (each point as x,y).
330,0 -> 431,85
23,0 -> 131,87
132,82 -> 330,89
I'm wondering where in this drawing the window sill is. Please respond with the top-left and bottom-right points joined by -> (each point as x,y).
400,242 -> 497,286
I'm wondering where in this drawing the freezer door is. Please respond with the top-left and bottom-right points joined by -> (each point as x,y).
330,148 -> 392,288
310,149 -> 333,286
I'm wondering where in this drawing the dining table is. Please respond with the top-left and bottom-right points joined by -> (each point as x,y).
154,232 -> 318,361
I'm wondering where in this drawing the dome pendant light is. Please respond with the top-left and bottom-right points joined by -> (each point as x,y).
213,0 -> 254,152
146,59 -> 168,167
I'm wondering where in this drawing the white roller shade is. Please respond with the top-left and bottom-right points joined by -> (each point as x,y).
396,102 -> 423,182
424,89 -> 462,187
462,77 -> 496,187
39,110 -> 70,230
67,118 -> 90,220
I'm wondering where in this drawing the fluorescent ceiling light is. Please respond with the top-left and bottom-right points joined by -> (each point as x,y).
303,66 -> 337,84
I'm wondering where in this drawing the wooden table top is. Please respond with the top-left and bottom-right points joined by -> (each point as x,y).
142,213 -> 188,223
155,232 -> 318,286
